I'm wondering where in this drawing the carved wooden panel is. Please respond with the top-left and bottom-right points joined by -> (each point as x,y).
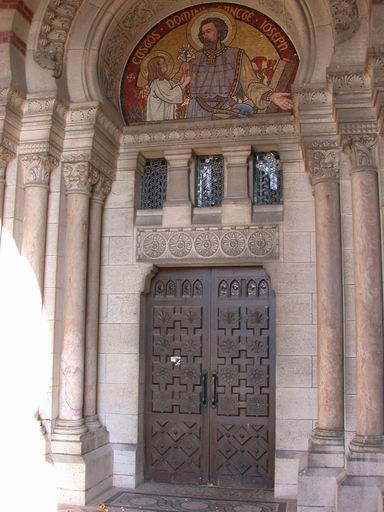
145,268 -> 275,488
210,268 -> 275,487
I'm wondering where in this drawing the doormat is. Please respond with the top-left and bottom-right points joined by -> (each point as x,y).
104,491 -> 287,512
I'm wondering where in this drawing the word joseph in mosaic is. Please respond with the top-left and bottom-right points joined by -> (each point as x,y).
121,3 -> 299,124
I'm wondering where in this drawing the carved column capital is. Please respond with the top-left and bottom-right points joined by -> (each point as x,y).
343,134 -> 378,172
63,160 -> 95,195
91,172 -> 112,204
20,152 -> 58,188
0,146 -> 16,181
307,145 -> 341,184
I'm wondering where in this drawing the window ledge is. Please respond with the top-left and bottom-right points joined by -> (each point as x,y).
192,206 -> 222,225
135,208 -> 162,226
252,204 -> 283,223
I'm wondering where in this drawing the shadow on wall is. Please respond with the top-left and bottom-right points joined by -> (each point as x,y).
0,227 -> 58,511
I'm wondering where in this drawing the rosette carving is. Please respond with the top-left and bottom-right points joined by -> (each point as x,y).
20,152 -> 58,188
248,230 -> 274,257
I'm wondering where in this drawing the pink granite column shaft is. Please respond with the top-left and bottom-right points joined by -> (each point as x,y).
348,135 -> 384,450
84,173 -> 111,428
309,147 -> 344,445
56,160 -> 94,433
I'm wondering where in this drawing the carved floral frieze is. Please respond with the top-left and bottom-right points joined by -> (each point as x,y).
123,118 -> 295,147
136,225 -> 279,263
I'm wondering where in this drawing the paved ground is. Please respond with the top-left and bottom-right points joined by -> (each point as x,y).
59,483 -> 296,512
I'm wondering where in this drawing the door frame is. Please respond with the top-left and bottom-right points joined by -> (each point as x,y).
140,265 -> 276,488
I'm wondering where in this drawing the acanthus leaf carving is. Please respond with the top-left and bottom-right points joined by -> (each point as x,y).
343,134 -> 378,171
307,146 -> 340,184
329,0 -> 360,44
20,152 -> 58,188
63,160 -> 93,195
92,173 -> 112,204
34,0 -> 84,78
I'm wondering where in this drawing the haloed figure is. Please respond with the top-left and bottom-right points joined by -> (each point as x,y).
146,56 -> 191,121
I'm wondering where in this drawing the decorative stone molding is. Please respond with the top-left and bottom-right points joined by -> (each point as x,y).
92,173 -> 112,204
136,225 -> 279,263
330,71 -> 370,91
343,134 -> 378,171
123,117 -> 295,147
62,160 -> 95,195
329,0 -> 360,44
34,0 -> 84,78
307,145 -> 340,184
20,152 -> 58,188
341,122 -> 378,135
294,87 -> 332,108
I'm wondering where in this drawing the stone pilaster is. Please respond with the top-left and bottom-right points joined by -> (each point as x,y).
307,143 -> 344,447
0,146 -> 15,225
162,148 -> 192,226
20,152 -> 58,291
344,134 -> 384,452
55,159 -> 96,435
84,171 -> 112,429
222,145 -> 252,224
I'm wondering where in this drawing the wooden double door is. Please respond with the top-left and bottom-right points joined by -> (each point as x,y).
144,267 -> 275,488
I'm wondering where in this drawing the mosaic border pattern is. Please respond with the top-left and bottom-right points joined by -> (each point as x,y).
136,225 -> 279,262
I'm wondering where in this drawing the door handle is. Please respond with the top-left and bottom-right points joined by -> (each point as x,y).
211,371 -> 218,408
201,370 -> 208,408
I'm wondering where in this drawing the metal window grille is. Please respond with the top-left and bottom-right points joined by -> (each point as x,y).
253,152 -> 282,205
142,158 -> 167,209
195,155 -> 224,207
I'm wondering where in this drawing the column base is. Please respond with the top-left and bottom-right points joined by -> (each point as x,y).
162,200 -> 192,227
350,434 -> 384,453
53,418 -> 88,436
51,423 -> 112,506
309,429 -> 345,468
85,414 -> 102,431
221,198 -> 252,225
311,427 -> 344,447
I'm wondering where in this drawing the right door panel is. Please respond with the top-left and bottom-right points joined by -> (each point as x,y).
209,268 -> 275,487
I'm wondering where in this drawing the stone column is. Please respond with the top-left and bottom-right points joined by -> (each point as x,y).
20,152 -> 57,291
55,160 -> 96,434
162,148 -> 192,226
84,172 -> 112,429
346,134 -> 384,451
222,145 -> 252,224
307,146 -> 344,446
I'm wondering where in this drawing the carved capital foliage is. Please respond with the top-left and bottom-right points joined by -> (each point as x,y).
0,144 -> 16,176
34,0 -> 84,78
329,0 -> 360,44
92,173 -> 112,204
343,135 -> 378,171
20,152 -> 58,188
63,160 -> 94,195
307,146 -> 340,184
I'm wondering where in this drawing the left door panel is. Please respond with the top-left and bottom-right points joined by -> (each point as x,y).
145,268 -> 210,484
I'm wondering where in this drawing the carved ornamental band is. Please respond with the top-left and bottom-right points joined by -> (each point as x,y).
137,226 -> 278,263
